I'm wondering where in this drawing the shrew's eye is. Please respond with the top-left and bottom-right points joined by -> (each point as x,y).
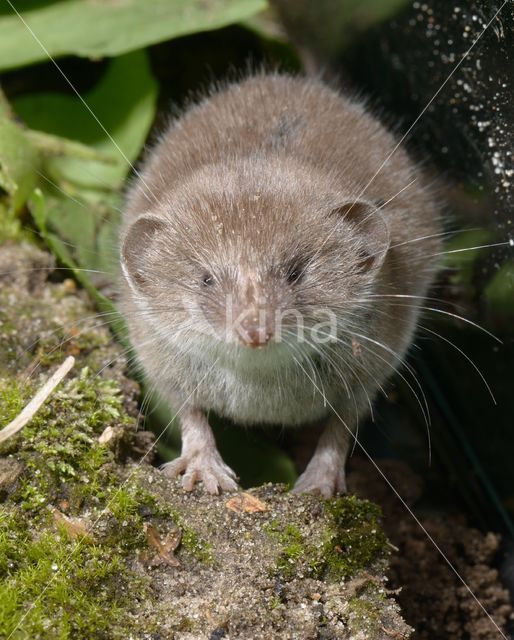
202,273 -> 215,287
286,262 -> 305,285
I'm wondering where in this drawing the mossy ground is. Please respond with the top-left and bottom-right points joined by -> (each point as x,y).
0,369 -> 150,638
266,495 -> 387,582
0,507 -> 144,639
0,243 -> 412,639
0,363 -> 217,638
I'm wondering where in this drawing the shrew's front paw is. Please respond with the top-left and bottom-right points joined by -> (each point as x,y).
292,463 -> 347,498
161,450 -> 239,495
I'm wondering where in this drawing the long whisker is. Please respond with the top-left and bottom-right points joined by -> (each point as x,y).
429,241 -> 511,257
354,177 -> 418,230
387,228 -> 482,251
366,296 -> 502,343
37,171 -> 95,211
339,328 -> 431,432
0,267 -> 112,278
418,324 -> 496,404
281,332 -> 325,405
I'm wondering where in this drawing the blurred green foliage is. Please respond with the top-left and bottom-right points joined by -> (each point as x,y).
0,0 -> 267,71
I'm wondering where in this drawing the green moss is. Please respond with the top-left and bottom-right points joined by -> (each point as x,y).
0,505 -> 147,639
0,368 -> 163,637
346,586 -> 386,639
0,378 -> 29,428
105,479 -> 213,563
141,495 -> 214,564
175,616 -> 196,632
322,495 -> 387,581
35,319 -> 111,370
266,496 -> 387,583
0,301 -> 33,377
104,485 -> 147,551
0,361 -> 202,637
264,522 -> 306,578
180,523 -> 214,564
0,368 -> 130,511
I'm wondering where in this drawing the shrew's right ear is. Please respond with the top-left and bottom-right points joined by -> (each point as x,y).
329,199 -> 390,273
121,215 -> 166,293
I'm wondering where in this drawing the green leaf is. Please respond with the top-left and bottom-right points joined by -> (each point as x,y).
216,424 -> 297,488
0,112 -> 39,213
13,50 -> 157,190
26,129 -> 117,165
0,0 -> 267,71
13,53 -> 155,349
13,52 -> 155,330
28,189 -> 125,328
29,188 -> 131,357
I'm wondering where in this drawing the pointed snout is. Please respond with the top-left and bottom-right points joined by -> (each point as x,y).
240,325 -> 273,348
237,312 -> 273,348
230,274 -> 275,347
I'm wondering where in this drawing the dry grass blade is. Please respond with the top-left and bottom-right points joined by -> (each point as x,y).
0,355 -> 75,444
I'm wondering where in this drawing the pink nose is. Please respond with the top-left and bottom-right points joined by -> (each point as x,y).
240,326 -> 273,348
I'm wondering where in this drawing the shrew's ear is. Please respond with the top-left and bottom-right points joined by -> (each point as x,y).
121,215 -> 166,293
330,199 -> 390,272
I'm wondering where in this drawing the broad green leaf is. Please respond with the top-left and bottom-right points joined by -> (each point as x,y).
216,424 -> 297,488
26,129 -> 117,165
28,188 -> 128,342
14,53 -> 154,350
0,113 -> 39,213
0,0 -> 267,71
29,174 -> 122,303
39,191 -> 119,278
14,50 -> 157,190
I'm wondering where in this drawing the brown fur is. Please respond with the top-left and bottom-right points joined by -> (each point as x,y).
119,73 -> 441,496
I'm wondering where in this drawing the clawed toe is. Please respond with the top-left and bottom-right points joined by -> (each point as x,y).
161,453 -> 239,494
292,467 -> 347,498
161,457 -> 187,477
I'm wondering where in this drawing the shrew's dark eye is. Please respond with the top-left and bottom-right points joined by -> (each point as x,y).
202,273 -> 215,287
286,262 -> 305,285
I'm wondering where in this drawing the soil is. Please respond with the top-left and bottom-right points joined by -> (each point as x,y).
348,458 -> 513,639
